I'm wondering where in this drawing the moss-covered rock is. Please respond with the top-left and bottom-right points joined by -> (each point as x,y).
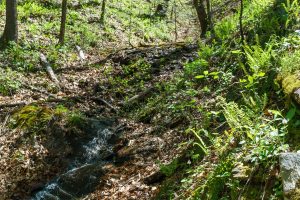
281,73 -> 300,105
282,74 -> 300,96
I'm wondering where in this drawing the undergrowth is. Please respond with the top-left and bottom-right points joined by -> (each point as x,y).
139,0 -> 300,199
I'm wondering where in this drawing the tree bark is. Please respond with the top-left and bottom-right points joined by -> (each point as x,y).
239,0 -> 244,44
100,0 -> 106,26
1,0 -> 18,47
59,0 -> 67,45
193,0 -> 208,38
205,0 -> 214,34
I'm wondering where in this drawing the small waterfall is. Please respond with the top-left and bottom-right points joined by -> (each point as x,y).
31,119 -> 116,200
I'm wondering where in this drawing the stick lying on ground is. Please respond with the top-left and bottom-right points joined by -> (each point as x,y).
0,102 -> 26,109
91,97 -> 117,112
40,53 -> 60,87
123,86 -> 156,106
22,83 -> 56,98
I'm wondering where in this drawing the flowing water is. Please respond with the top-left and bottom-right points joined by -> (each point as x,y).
31,118 -> 117,200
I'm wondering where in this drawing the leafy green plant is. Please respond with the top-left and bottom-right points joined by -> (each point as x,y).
282,0 -> 300,29
244,115 -> 288,164
184,58 -> 209,77
187,128 -> 208,155
243,42 -> 274,73
280,49 -> 300,75
220,98 -> 255,137
194,157 -> 235,200
160,158 -> 179,177
67,111 -> 85,127
195,70 -> 220,80
0,68 -> 21,95
241,91 -> 268,115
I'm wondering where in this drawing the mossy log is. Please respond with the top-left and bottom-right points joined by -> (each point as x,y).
281,73 -> 300,105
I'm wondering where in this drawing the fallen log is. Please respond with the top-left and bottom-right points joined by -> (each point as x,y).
40,53 -> 60,87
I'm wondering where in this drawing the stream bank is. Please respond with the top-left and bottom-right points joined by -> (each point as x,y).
0,43 -> 199,200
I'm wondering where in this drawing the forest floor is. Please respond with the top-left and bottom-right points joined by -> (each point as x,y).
2,0 -> 300,199
0,1 -> 203,199
0,43 -> 200,199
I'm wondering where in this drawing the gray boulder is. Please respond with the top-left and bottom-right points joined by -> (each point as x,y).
280,153 -> 300,199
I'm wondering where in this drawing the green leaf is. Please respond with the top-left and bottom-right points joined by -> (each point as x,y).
294,120 -> 300,127
246,131 -> 254,140
203,71 -> 209,75
268,110 -> 283,117
232,50 -> 242,54
195,75 -> 205,79
286,107 -> 296,121
257,72 -> 266,77
248,75 -> 254,83
209,71 -> 219,76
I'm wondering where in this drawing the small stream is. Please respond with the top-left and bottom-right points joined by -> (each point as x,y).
29,44 -> 198,200
31,118 -> 118,200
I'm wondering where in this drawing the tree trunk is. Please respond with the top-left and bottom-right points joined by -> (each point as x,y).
1,0 -> 18,47
59,0 -> 67,45
205,0 -> 214,34
193,0 -> 208,38
100,0 -> 106,26
239,0 -> 244,44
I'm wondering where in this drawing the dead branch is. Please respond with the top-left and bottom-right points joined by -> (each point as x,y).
76,45 -> 86,61
22,83 -> 56,98
91,97 -> 117,112
0,102 -> 26,109
123,87 -> 156,106
40,53 -> 60,87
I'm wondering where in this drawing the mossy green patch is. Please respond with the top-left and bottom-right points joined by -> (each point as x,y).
282,74 -> 300,95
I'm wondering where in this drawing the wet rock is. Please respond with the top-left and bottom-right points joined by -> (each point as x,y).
58,163 -> 104,197
280,153 -> 300,199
